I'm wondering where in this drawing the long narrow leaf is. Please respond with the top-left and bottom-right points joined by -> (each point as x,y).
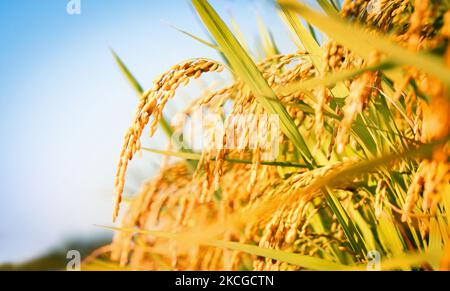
101,225 -> 351,270
143,148 -> 310,168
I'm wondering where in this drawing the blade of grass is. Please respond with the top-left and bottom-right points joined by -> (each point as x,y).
209,239 -> 350,271
376,251 -> 441,271
229,15 -> 251,53
323,188 -> 368,259
306,23 -> 319,44
428,218 -> 442,268
377,214 -> 406,258
277,61 -> 395,95
142,147 -> 311,168
166,23 -> 222,51
256,14 -> 279,58
285,101 -> 414,141
277,2 -> 322,69
350,207 -> 377,252
317,0 -> 339,16
111,49 -> 144,96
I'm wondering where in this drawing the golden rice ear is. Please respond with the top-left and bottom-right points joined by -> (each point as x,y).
113,59 -> 225,222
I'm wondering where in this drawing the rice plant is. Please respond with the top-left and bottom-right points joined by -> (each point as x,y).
85,0 -> 450,271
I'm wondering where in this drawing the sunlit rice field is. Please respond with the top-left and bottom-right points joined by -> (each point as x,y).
83,0 -> 450,271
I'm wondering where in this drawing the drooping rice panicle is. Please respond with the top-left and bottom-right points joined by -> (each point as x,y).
113,59 -> 224,221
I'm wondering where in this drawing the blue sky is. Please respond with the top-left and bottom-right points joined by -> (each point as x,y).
0,0 -> 312,263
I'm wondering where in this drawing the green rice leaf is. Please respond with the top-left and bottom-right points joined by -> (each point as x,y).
317,0 -> 339,15
428,218 -> 442,268
143,148 -> 310,168
323,188 -> 368,259
111,49 -> 144,96
277,61 -> 395,95
256,14 -> 279,58
277,2 -> 323,69
168,23 -> 222,51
